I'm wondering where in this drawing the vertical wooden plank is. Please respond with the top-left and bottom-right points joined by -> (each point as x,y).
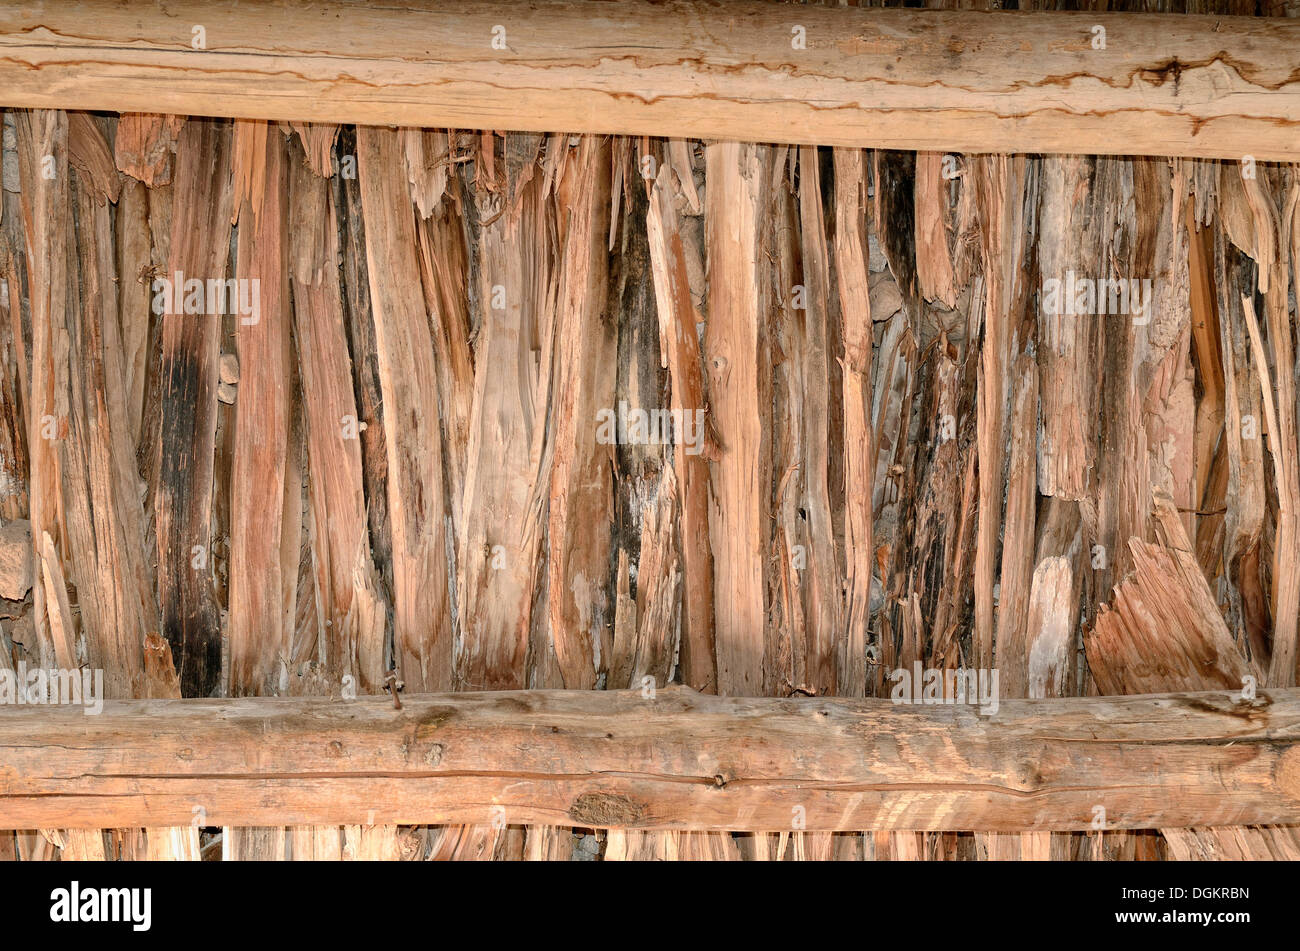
606,147 -> 679,694
770,152 -> 806,696
546,135 -> 615,690
114,177 -> 151,445
14,109 -> 68,672
414,188 -> 474,537
796,146 -> 842,697
704,141 -> 771,697
457,134 -> 551,691
61,124 -> 155,695
972,154 -> 1029,672
154,118 -> 234,697
832,147 -> 873,702
1036,157 -> 1104,501
289,139 -> 387,694
335,127 -> 393,611
645,161 -> 715,693
1244,174 -> 1300,688
228,122 -> 293,697
996,355 -> 1039,699
975,151 -> 1034,861
356,126 -> 452,693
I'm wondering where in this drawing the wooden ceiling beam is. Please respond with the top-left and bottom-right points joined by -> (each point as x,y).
2,686 -> 1298,831
0,2 -> 1297,159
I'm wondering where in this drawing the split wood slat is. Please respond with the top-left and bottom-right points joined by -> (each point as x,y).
645,163 -> 716,695
704,141 -> 771,697
793,147 -> 841,699
832,147 -> 872,702
547,135 -> 615,690
228,121 -> 293,698
456,133 -> 551,692
289,137 -> 387,695
356,126 -> 452,693
153,118 -> 234,698
13,109 -> 67,674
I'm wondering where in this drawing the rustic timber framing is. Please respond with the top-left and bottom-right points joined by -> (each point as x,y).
0,2 -> 1297,160
0,0 -> 1298,855
4,688 -> 1300,832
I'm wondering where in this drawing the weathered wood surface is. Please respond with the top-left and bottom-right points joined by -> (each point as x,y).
0,2 -> 1297,159
0,4 -> 1297,861
2,687 -> 1299,832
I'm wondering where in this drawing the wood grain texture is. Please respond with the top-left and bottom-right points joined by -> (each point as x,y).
289,144 -> 387,695
13,109 -> 67,675
153,118 -> 234,698
1086,487 -> 1293,860
645,163 -> 715,694
456,134 -> 551,692
61,137 -> 156,697
227,122 -> 293,698
704,141 -> 771,697
1,687 -> 1299,832
833,147 -> 872,701
0,3 -> 1296,160
546,136 -> 615,690
356,126 -> 452,693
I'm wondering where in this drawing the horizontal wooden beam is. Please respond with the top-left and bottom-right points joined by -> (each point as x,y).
0,2 -> 1297,159
1,687 -> 1298,831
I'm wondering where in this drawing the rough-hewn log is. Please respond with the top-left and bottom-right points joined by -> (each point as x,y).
0,3 -> 1297,160
2,687 -> 1298,832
